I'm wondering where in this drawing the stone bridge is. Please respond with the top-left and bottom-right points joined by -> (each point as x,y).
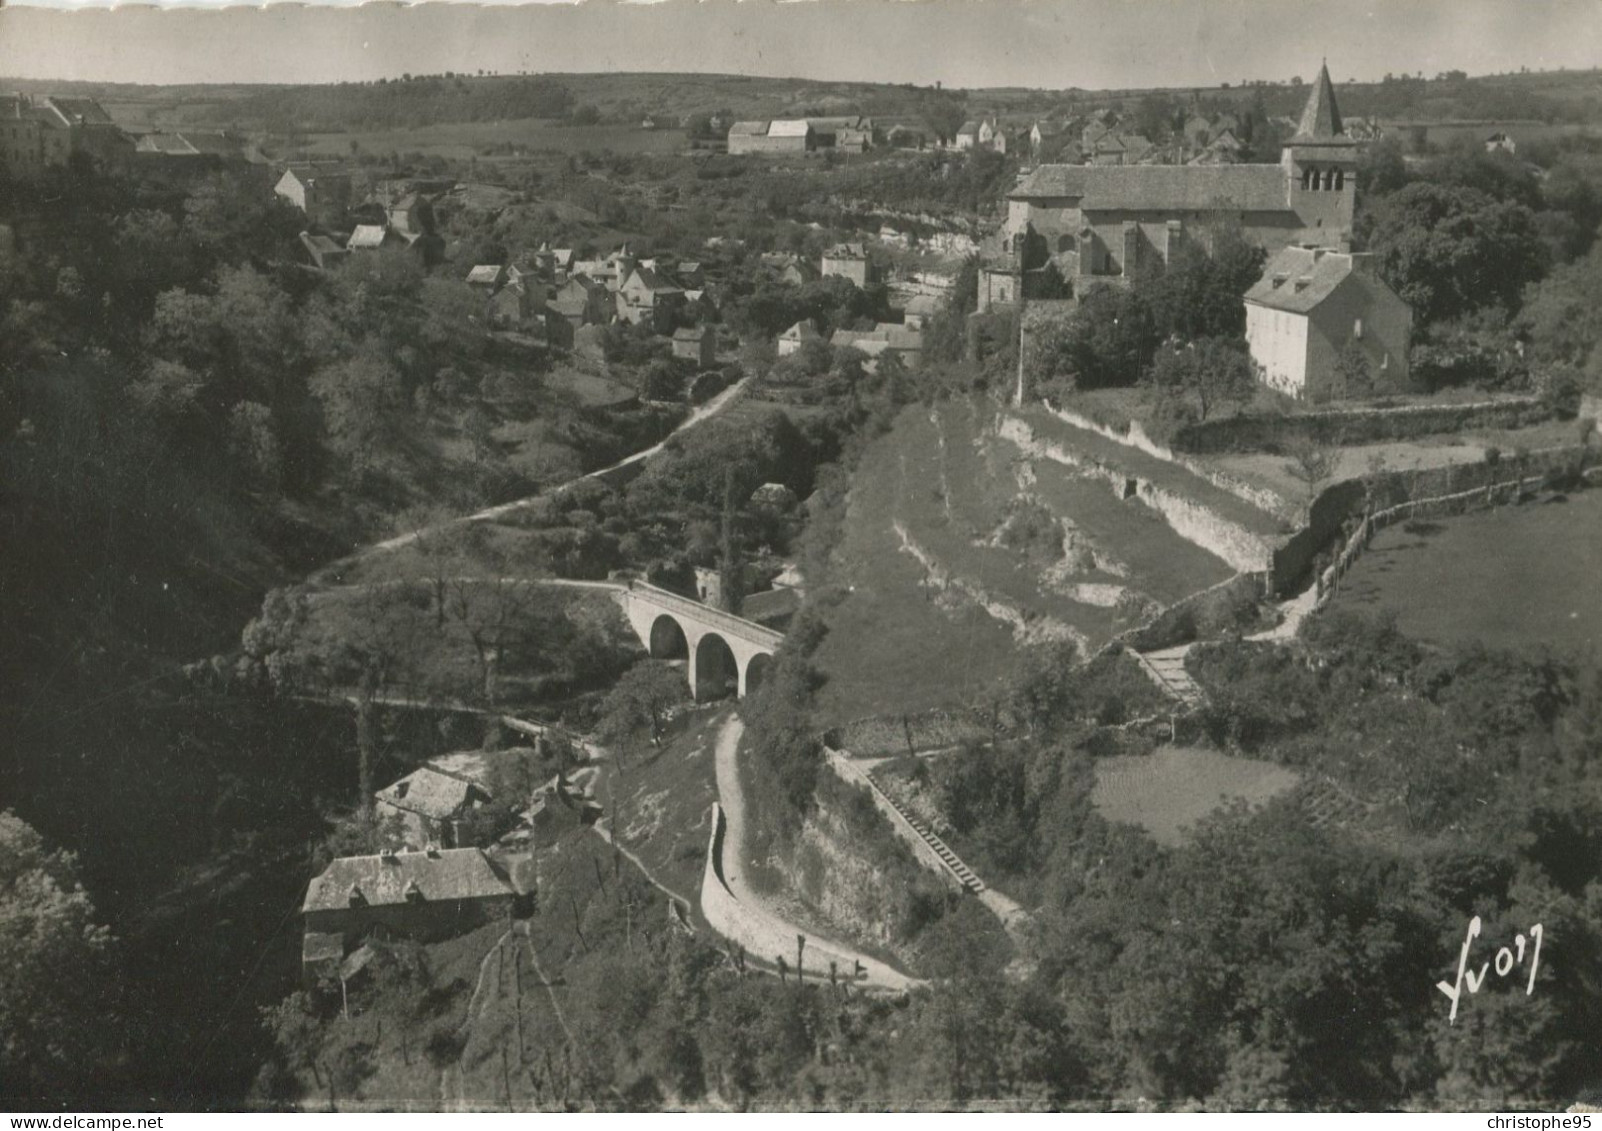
619,581 -> 784,701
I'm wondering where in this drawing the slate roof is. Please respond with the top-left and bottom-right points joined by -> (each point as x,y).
673,325 -> 712,341
47,97 -> 114,126
768,119 -> 813,138
741,586 -> 801,625
375,766 -> 485,820
346,225 -> 392,250
1293,62 -> 1344,142
466,264 -> 505,285
729,120 -> 770,137
831,330 -> 891,356
135,132 -> 201,156
905,293 -> 942,316
303,849 -> 513,912
781,320 -> 821,343
1244,247 -> 1359,314
623,266 -> 683,295
1009,163 -> 1291,212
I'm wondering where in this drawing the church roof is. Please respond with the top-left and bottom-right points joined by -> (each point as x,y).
1293,62 -> 1344,142
1010,163 -> 1290,212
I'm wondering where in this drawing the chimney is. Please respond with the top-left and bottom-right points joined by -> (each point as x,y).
379,849 -> 399,864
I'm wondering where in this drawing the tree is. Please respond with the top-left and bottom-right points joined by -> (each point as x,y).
596,660 -> 688,751
0,811 -> 119,1098
1282,437 -> 1339,507
1145,336 -> 1257,421
1333,337 -> 1375,398
1364,183 -> 1546,325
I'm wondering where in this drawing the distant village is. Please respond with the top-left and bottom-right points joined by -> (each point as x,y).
4,68 -> 1539,403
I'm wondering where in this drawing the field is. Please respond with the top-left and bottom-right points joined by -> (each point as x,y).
294,120 -> 689,160
1206,416 -> 1581,512
1324,488 -> 1602,654
1091,746 -> 1301,847
812,398 -> 1237,726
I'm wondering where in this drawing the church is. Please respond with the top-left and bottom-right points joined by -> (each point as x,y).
999,63 -> 1358,297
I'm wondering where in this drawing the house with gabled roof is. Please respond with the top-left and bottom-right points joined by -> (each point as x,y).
821,242 -> 876,288
617,266 -> 685,330
299,231 -> 349,271
375,766 -> 492,849
671,324 -> 717,367
778,319 -> 822,356
1245,246 -> 1412,403
302,847 -> 520,950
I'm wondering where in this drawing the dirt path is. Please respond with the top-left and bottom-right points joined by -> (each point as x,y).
344,377 -> 751,568
710,715 -> 920,991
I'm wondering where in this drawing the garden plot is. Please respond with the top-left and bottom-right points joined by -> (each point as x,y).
1092,746 -> 1301,847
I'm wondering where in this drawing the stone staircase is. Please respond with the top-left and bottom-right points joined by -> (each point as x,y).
864,768 -> 987,894
1133,645 -> 1208,709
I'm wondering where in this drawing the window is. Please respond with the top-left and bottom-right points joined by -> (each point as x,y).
1353,318 -> 1363,340
1335,169 -> 1345,190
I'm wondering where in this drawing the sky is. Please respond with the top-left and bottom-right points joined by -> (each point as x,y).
0,0 -> 1598,90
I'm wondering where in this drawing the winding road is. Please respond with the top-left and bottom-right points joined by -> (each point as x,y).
334,377 -> 751,572
709,715 -> 920,992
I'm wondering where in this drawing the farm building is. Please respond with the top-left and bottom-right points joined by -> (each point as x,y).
821,243 -> 877,288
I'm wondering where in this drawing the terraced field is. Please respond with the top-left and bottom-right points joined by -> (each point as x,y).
812,398 -> 1241,725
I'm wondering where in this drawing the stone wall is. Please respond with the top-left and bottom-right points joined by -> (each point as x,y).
1171,396 -> 1549,454
1272,445 -> 1590,596
997,415 -> 1278,573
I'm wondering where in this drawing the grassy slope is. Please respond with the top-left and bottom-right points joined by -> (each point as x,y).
812,397 -> 1240,725
1324,487 -> 1602,654
1091,745 -> 1301,848
602,705 -> 725,901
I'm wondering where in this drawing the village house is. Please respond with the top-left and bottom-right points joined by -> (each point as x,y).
1189,127 -> 1245,166
273,165 -> 353,229
726,119 -> 814,155
1485,131 -> 1517,154
549,274 -> 611,328
301,847 -> 520,959
1244,246 -> 1413,402
954,121 -> 981,151
0,93 -> 130,180
902,292 -> 942,331
829,323 -> 922,367
387,192 -> 437,239
374,765 -> 493,849
466,263 -> 509,290
298,231 -> 349,271
778,319 -> 822,356
617,266 -> 686,330
781,260 -> 820,287
672,324 -> 717,368
489,282 -> 534,329
821,243 -> 876,288
1004,63 -> 1358,292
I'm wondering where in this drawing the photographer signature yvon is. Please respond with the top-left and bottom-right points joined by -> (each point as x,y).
1438,916 -> 1544,1024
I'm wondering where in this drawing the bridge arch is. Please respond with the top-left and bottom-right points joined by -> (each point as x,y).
694,633 -> 739,701
648,614 -> 689,660
744,652 -> 774,696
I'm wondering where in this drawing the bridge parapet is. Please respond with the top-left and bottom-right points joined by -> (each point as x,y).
621,581 -> 784,700
626,581 -> 785,649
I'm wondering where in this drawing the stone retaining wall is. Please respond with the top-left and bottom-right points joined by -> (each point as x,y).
1170,396 -> 1549,455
